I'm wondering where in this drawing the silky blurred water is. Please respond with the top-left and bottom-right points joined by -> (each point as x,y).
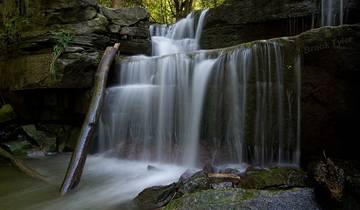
0,154 -> 187,210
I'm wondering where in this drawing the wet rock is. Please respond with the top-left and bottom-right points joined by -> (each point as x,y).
0,104 -> 16,123
238,167 -> 309,190
133,183 -> 178,210
178,171 -> 211,195
179,169 -> 197,182
1,140 -> 32,156
163,188 -> 320,210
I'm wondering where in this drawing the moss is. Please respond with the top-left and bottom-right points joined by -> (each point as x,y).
0,0 -> 44,50
0,104 -> 16,123
239,167 -> 308,189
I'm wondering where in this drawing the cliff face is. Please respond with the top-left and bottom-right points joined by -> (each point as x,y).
0,0 -> 151,151
198,0 -> 360,163
0,0 -> 151,123
201,0 -> 360,49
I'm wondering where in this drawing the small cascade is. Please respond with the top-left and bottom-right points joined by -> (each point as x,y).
150,10 -> 208,56
321,0 -> 344,26
98,9 -> 301,168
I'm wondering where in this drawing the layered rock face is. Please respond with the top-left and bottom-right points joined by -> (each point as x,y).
0,0 -> 151,151
0,0 -> 150,120
201,0 -> 360,49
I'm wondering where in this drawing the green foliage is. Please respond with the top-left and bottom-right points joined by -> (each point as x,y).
97,0 -> 225,24
98,0 -> 112,7
0,0 -> 43,49
0,0 -> 24,49
50,31 -> 73,80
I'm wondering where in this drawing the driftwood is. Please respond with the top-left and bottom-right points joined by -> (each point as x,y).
0,147 -> 49,182
60,43 -> 120,195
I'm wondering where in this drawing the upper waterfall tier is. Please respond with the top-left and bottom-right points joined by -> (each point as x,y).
321,0 -> 344,26
149,10 -> 208,56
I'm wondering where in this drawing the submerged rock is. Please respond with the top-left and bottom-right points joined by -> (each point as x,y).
147,165 -> 161,171
163,188 -> 320,210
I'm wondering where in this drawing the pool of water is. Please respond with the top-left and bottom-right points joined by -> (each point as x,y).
0,154 -> 187,210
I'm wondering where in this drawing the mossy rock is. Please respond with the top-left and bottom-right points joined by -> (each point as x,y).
178,171 -> 211,195
163,188 -> 319,210
0,104 -> 16,123
238,167 -> 309,190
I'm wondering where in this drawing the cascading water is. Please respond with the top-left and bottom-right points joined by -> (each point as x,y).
321,0 -> 344,26
98,10 -> 301,168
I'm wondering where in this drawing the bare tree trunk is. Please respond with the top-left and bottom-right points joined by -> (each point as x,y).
60,43 -> 120,195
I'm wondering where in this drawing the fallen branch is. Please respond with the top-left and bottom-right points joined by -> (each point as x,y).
0,147 -> 49,182
60,43 -> 120,195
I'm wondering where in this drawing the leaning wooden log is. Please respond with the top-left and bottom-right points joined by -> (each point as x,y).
60,43 -> 120,195
0,147 -> 49,182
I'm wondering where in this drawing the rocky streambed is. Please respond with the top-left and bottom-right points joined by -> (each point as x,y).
130,160 -> 360,210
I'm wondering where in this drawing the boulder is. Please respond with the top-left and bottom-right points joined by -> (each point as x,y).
133,183 -> 178,210
22,125 -> 57,154
178,171 -> 211,195
163,188 -> 320,210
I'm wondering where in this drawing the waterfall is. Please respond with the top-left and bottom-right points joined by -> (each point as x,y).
98,9 -> 301,168
321,0 -> 344,26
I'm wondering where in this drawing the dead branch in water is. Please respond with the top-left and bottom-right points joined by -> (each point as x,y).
60,43 -> 120,195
